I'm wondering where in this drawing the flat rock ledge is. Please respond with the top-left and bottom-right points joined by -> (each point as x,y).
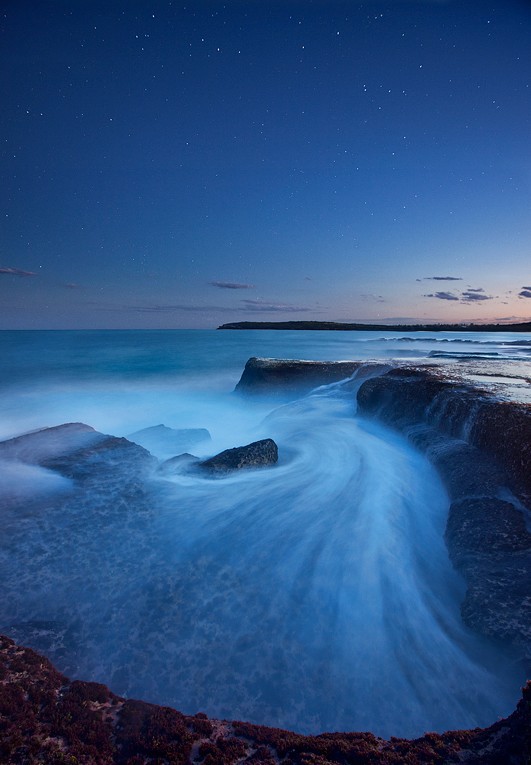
0,635 -> 529,765
235,357 -> 372,396
236,358 -> 531,664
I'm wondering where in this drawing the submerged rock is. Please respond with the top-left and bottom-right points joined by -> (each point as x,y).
200,438 -> 278,474
0,634 -> 529,765
0,422 -> 103,464
158,452 -> 200,474
0,422 -> 157,513
127,424 -> 211,457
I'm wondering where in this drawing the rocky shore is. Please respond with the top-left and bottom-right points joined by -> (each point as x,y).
1,634 -> 529,764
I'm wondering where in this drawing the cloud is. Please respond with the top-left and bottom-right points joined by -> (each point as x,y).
96,300 -> 315,315
360,293 -> 386,303
425,288 -> 493,303
424,291 -> 460,301
461,291 -> 492,302
241,299 -> 314,313
0,266 -> 36,277
65,283 -> 81,289
494,315 -> 531,322
519,289 -> 531,299
120,304 -> 236,313
423,276 -> 463,281
209,281 -> 255,290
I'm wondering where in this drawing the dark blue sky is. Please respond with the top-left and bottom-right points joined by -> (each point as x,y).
1,0 -> 530,328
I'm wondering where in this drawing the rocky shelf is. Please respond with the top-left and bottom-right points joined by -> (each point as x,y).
0,634 -> 530,765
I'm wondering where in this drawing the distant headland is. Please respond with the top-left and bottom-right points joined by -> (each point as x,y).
218,320 -> 531,332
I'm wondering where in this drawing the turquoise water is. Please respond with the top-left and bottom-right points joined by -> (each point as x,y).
0,330 -> 528,737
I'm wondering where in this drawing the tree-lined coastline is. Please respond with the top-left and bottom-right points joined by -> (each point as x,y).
218,320 -> 531,332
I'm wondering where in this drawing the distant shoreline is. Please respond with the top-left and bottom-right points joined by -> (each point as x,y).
218,320 -> 531,333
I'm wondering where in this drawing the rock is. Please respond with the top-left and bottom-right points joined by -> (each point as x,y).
468,400 -> 531,497
356,366 -> 531,496
127,425 -> 211,457
355,367 -> 531,661
446,498 -> 531,559
199,438 -> 278,474
235,357 -> 368,396
0,634 -> 529,765
0,422 -> 156,482
445,497 -> 531,656
40,433 -> 157,484
158,452 -> 200,475
0,422 -> 103,464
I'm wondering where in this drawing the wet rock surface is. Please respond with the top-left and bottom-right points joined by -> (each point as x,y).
0,422 -> 104,464
158,452 -> 201,474
199,438 -> 278,474
0,424 -> 159,676
0,422 -> 157,485
445,498 -> 531,654
355,365 -> 531,496
235,356 -> 369,396
0,634 -> 529,765
127,424 -> 211,458
354,365 -> 531,661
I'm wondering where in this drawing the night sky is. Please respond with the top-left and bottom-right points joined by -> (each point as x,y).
1,0 -> 530,329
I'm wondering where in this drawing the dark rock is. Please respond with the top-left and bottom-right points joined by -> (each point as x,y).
235,357 -> 369,396
356,367 -> 482,438
0,634 -> 530,765
200,438 -> 278,474
447,498 -> 531,560
0,422 -> 103,464
40,434 -> 157,484
158,452 -> 200,474
0,422 -> 157,484
445,498 -> 531,655
0,423 -> 158,537
356,366 -> 531,496
460,554 -> 531,651
355,367 -> 531,660
127,424 -> 211,456
468,400 -> 531,497
408,433 -> 507,501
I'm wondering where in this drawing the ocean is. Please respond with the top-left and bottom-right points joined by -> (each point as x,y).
0,329 -> 529,738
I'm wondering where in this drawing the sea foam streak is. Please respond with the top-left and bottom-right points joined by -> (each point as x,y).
0,330 -> 527,738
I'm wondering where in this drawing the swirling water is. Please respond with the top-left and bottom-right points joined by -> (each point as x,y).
0,330 -> 528,737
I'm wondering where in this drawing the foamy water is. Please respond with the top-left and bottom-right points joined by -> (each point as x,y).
0,330 -> 528,737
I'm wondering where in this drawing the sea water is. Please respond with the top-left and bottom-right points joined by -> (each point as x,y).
0,329 -> 529,737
